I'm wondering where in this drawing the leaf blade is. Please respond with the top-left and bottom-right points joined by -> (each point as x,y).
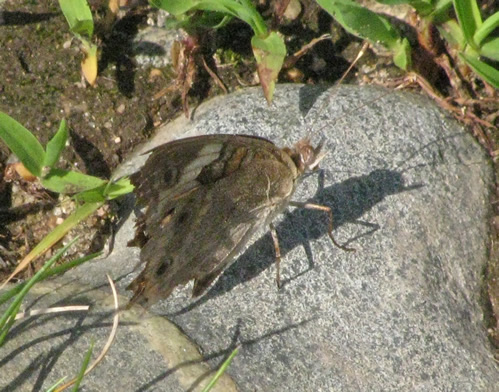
0,112 -> 45,177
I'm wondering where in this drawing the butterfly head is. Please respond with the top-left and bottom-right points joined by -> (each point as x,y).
285,137 -> 327,174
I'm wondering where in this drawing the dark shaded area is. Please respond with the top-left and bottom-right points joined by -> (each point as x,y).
0,201 -> 57,225
0,288 -> 310,391
69,129 -> 111,179
0,11 -> 57,26
0,297 -> 131,391
297,84 -> 329,118
171,168 -> 422,316
99,11 -> 147,97
134,317 -> 314,392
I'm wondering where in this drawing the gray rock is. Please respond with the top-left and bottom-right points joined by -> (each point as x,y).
132,26 -> 185,68
2,84 -> 496,391
0,280 -> 237,391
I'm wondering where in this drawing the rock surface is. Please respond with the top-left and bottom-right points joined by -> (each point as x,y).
1,84 -> 496,391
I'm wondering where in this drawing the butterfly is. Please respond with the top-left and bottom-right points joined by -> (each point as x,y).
127,133 -> 354,308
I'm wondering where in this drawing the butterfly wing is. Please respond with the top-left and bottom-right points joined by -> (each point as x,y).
128,134 -> 299,307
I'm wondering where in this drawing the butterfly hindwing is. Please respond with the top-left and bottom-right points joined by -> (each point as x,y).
128,134 -> 300,307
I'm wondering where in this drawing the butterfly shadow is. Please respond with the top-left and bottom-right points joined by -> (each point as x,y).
134,316 -> 315,392
297,84 -> 330,118
171,168 -> 423,316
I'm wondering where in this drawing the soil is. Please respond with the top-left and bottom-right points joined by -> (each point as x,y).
0,0 -> 180,275
0,0 -> 383,277
0,0 -> 497,353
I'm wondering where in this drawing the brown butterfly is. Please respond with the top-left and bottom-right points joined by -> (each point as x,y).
127,133 -> 354,308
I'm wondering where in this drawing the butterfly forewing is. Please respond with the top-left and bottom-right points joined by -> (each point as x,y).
128,134 -> 304,307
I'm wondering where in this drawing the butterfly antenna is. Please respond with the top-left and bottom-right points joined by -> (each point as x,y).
306,41 -> 369,141
337,41 -> 370,86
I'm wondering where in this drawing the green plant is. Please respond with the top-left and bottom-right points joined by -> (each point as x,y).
58,0 -> 98,85
0,112 -> 132,199
71,341 -> 94,391
318,0 -> 499,88
0,238 -> 98,345
0,251 -> 100,309
0,112 -> 133,282
150,0 -> 287,103
45,378 -> 67,392
0,242 -> 116,391
201,346 -> 240,392
317,0 -> 412,70
441,0 -> 499,87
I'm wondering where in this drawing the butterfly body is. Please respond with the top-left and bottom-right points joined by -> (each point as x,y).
128,134 -> 324,307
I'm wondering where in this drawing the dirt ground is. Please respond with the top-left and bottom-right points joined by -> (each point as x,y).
0,0 -> 498,353
0,0 -> 382,275
0,0 -> 180,272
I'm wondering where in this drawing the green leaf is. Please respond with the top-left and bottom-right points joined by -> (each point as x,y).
41,168 -> 106,194
0,301 -> 20,346
74,177 -> 133,203
44,119 -> 68,169
0,252 -> 100,307
150,0 -> 267,36
180,11 -> 233,31
150,0 -> 199,15
151,0 -> 240,18
460,53 -> 499,88
251,32 -> 287,103
453,0 -> 482,49
58,0 -> 94,38
201,346 -> 239,392
210,14 -> 233,29
438,19 -> 466,49
45,378 -> 67,392
72,341 -> 94,391
26,201 -> 101,259
73,185 -> 107,203
474,11 -> 499,47
0,112 -> 45,177
1,201 -> 102,292
393,38 -> 412,70
103,177 -> 134,199
429,0 -> 454,22
0,237 -> 79,346
317,0 -> 399,46
152,0 -> 246,17
317,0 -> 411,69
479,36 -> 499,62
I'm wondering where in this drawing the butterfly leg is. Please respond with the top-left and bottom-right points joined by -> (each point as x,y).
269,223 -> 282,288
289,202 -> 356,252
